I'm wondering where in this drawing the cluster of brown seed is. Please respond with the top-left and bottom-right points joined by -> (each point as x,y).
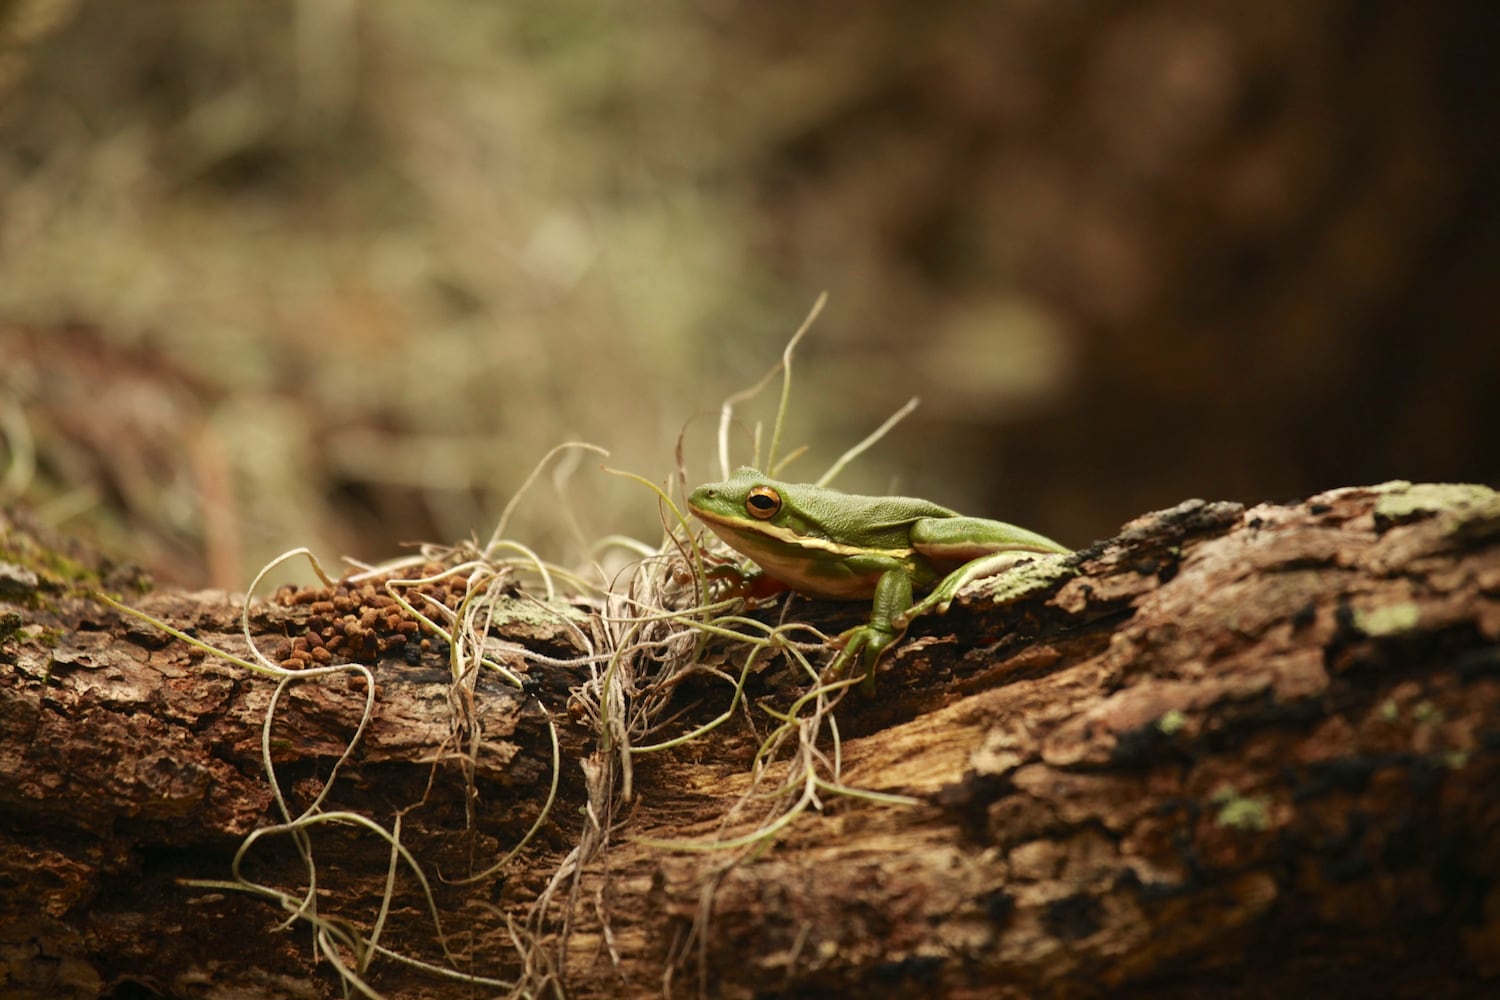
269,564 -> 472,671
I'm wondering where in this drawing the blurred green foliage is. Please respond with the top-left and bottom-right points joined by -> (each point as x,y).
2,0 -> 1495,586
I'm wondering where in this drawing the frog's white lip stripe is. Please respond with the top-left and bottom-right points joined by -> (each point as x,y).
690,505 -> 913,561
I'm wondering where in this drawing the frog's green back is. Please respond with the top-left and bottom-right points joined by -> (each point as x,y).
706,468 -> 957,551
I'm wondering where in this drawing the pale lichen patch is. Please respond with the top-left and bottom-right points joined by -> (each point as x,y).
1354,601 -> 1421,637
974,553 -> 1075,605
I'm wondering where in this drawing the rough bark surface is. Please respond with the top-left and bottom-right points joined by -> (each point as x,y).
2,480 -> 1499,999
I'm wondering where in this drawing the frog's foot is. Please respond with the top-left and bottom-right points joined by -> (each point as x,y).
831,623 -> 902,694
704,562 -> 791,602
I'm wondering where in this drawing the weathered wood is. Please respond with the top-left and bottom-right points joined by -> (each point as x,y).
2,481 -> 1499,998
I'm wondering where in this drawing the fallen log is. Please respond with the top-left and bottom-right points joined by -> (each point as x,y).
1,480 -> 1497,998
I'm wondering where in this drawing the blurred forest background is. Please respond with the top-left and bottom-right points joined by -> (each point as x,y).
1,0 -> 1496,588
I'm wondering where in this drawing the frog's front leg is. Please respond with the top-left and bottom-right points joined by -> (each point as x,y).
831,564 -> 914,694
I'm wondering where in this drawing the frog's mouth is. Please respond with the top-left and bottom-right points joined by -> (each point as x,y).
689,504 -> 916,600
689,504 -> 911,562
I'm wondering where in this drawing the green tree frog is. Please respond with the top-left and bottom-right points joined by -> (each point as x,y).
688,467 -> 1070,690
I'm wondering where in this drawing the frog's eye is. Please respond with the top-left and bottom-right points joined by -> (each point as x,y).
746,486 -> 781,520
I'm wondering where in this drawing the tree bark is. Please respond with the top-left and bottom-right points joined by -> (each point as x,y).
2,480 -> 1499,998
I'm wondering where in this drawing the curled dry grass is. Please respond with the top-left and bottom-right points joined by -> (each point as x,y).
97,312 -> 922,997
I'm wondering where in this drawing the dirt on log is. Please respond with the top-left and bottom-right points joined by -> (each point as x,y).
2,480 -> 1499,999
